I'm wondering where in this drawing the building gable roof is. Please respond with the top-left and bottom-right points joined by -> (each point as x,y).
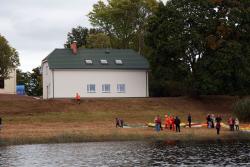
45,49 -> 149,70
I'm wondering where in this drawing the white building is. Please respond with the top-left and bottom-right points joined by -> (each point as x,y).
0,69 -> 16,94
41,46 -> 149,99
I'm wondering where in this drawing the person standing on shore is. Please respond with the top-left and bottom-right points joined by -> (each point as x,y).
171,116 -> 175,131
187,113 -> 192,128
164,114 -> 169,129
175,116 -> 181,132
211,114 -> 215,128
0,117 -> 2,131
75,93 -> 80,104
228,117 -> 234,131
235,118 -> 240,131
215,115 -> 222,135
154,115 -> 162,132
207,114 -> 211,128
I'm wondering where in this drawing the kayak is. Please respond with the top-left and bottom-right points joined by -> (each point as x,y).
147,122 -> 206,128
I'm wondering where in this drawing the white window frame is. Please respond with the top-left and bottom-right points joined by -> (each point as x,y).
117,84 -> 125,93
87,84 -> 96,93
102,84 -> 111,93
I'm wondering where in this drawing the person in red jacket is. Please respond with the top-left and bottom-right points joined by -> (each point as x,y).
228,117 -> 234,131
75,93 -> 80,104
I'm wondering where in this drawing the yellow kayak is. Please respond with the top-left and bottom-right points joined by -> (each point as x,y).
147,123 -> 197,128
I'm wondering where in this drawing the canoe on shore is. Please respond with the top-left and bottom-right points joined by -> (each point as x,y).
147,122 -> 206,128
147,122 -> 250,130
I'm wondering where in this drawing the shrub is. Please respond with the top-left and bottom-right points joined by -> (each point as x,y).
233,98 -> 250,122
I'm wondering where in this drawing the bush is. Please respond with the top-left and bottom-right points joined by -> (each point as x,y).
233,98 -> 250,122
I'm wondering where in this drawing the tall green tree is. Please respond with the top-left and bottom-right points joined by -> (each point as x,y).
64,26 -> 104,48
197,0 -> 250,95
88,0 -> 158,53
0,34 -> 20,79
17,67 -> 42,96
64,26 -> 89,48
146,0 -> 250,96
86,33 -> 111,48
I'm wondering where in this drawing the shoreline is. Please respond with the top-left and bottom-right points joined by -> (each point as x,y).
1,127 -> 250,146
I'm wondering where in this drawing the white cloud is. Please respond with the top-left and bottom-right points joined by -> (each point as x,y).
0,0 -> 100,71
0,0 -> 166,72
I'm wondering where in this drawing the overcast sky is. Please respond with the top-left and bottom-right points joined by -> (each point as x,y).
0,0 -> 166,72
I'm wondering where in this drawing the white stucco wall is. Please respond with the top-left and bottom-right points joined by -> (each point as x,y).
0,69 -> 16,94
43,68 -> 148,98
42,62 -> 53,99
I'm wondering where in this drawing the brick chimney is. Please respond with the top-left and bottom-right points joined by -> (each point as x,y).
70,41 -> 77,55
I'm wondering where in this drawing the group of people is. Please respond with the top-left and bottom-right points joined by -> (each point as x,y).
154,113 -> 238,135
206,114 -> 222,134
228,117 -> 240,131
154,115 -> 181,132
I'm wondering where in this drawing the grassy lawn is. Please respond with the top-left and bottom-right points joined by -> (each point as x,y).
0,94 -> 249,146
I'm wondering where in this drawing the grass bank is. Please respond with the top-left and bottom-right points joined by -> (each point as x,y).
0,94 -> 249,146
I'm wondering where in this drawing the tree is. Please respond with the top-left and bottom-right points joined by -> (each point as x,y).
88,0 -> 158,52
64,26 -> 104,48
146,0 -> 250,96
0,34 -> 20,79
196,0 -> 250,95
17,67 -> 42,96
64,26 -> 89,48
86,33 -> 111,48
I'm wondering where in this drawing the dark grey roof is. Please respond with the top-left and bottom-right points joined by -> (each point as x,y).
44,49 -> 149,70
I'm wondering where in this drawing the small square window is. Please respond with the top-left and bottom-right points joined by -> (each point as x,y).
87,84 -> 96,93
100,59 -> 108,64
85,59 -> 93,64
115,60 -> 123,65
117,84 -> 125,93
102,84 -> 110,93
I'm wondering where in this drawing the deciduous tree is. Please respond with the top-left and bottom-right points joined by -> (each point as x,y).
0,35 -> 20,79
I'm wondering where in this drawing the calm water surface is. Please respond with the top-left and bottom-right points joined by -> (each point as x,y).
0,141 -> 249,167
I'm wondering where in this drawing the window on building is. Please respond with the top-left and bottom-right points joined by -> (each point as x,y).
117,84 -> 125,93
100,59 -> 108,64
115,60 -> 123,65
87,84 -> 96,93
0,78 -> 4,89
85,59 -> 93,64
102,84 -> 110,93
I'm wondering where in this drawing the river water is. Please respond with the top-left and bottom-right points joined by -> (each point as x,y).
0,141 -> 249,167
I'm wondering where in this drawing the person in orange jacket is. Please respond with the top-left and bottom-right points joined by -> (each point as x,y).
164,114 -> 169,129
171,116 -> 175,131
167,115 -> 172,130
75,93 -> 80,104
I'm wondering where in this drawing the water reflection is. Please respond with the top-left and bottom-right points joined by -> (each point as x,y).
0,141 -> 249,167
